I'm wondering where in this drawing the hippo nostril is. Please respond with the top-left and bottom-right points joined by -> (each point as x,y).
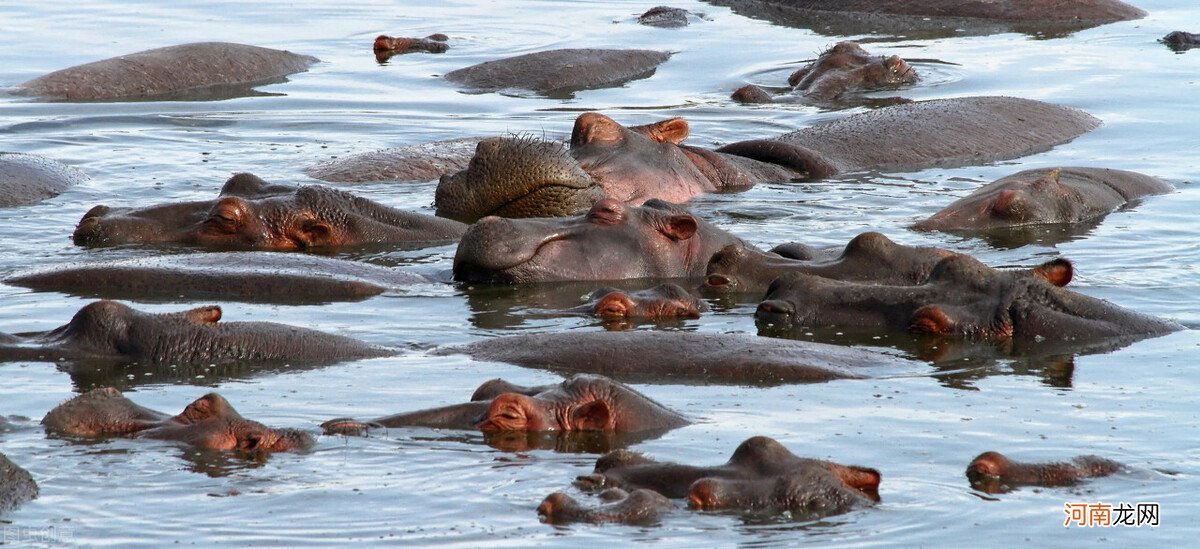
756,300 -> 794,317
705,274 -> 732,288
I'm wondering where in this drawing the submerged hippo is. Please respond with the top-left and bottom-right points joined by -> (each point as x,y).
638,6 -> 692,28
732,41 -> 918,103
755,254 -> 1182,342
453,198 -> 748,283
0,452 -> 38,515
437,330 -> 920,385
0,152 -> 90,208
913,168 -> 1171,233
708,0 -> 1145,39
1161,31 -> 1200,52
10,42 -> 318,102
574,436 -> 880,519
374,33 -> 449,62
538,488 -> 676,525
0,300 -> 392,365
966,451 -> 1123,494
435,97 -> 1099,220
571,283 -> 708,321
305,138 -> 480,184
43,387 -> 314,452
73,172 -> 465,250
6,252 -> 430,304
444,49 -> 671,97
321,373 -> 689,437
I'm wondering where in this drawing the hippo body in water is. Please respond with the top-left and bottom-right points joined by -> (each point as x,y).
0,300 -> 392,365
305,138 -> 481,184
966,451 -> 1123,493
73,173 -> 465,250
733,41 -> 918,103
0,453 -> 38,515
0,152 -> 90,207
43,388 -> 313,452
445,48 -> 671,97
10,42 -> 318,102
538,488 -> 676,525
435,97 -> 1099,220
574,436 -> 880,519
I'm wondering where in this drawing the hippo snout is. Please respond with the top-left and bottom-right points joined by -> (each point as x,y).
73,210 -> 110,245
755,300 -> 795,324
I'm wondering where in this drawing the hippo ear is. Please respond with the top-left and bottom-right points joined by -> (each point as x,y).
658,214 -> 698,242
571,112 -> 625,147
570,401 -> 612,431
296,219 -> 335,248
835,465 -> 882,493
593,291 -> 635,319
1032,258 -> 1073,287
909,305 -> 955,335
635,118 -> 689,145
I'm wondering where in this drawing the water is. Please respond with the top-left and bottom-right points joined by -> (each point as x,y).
1,0 -> 1198,545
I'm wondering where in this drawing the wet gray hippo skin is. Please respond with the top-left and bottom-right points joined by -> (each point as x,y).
638,6 -> 692,28
73,172 -> 466,250
43,387 -> 314,453
0,452 -> 38,515
0,152 -> 90,207
707,0 -> 1145,39
305,138 -> 480,184
732,41 -> 918,103
10,42 -> 318,102
453,198 -> 750,283
538,488 -> 675,525
321,373 -> 689,436
966,451 -> 1122,494
1162,31 -> 1200,52
0,300 -> 393,364
435,97 -> 1099,221
755,254 -> 1182,342
5,252 -> 430,305
437,331 -> 921,385
574,436 -> 880,518
444,49 -> 671,97
703,232 -> 1074,296
571,283 -> 708,320
914,168 -> 1172,233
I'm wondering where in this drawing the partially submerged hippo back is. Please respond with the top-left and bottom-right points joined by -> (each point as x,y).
0,452 -> 38,515
444,49 -> 671,97
304,138 -> 480,184
0,152 -> 89,208
11,42 -> 318,101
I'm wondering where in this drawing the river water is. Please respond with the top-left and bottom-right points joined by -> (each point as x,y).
0,0 -> 1197,546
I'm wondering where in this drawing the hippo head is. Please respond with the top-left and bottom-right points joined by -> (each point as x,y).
435,113 -> 746,222
454,198 -> 743,283
788,41 -> 918,100
152,393 -> 314,453
74,173 -> 462,250
584,283 -> 708,320
40,300 -> 223,359
476,392 -> 613,432
914,169 -> 1083,231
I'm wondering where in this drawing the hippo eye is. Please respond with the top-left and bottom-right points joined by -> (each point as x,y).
204,213 -> 239,232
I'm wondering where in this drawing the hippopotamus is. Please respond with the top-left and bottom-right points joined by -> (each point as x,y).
638,6 -> 692,28
755,253 -> 1182,342
43,387 -> 314,452
374,33 -> 448,62
305,138 -> 480,184
321,373 -> 689,438
6,252 -> 430,305
538,488 -> 676,525
574,436 -> 880,519
436,330 -> 921,385
453,199 -> 749,283
0,300 -> 392,365
703,232 -> 1074,296
966,451 -> 1123,494
707,0 -> 1145,39
1162,31 -> 1200,52
444,49 -> 671,97
0,452 -> 38,515
732,41 -> 918,104
571,283 -> 708,321
0,152 -> 90,208
913,168 -> 1171,233
9,42 -> 318,102
434,97 -> 1099,220
73,172 -> 465,250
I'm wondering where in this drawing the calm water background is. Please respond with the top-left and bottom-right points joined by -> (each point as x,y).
1,0 -> 1198,545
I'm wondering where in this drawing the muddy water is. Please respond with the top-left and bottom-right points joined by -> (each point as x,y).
0,0 -> 1198,545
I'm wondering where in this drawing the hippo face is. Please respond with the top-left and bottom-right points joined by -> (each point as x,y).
454,198 -> 744,283
144,393 -> 313,452
74,173 -> 463,250
476,392 -> 613,432
582,283 -> 708,320
788,41 -> 918,100
435,113 -> 728,222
